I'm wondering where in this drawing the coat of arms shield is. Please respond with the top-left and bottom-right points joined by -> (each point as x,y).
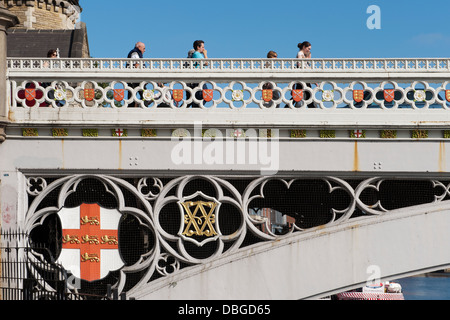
25,88 -> 36,101
84,89 -> 95,102
292,89 -> 304,102
113,89 -> 125,102
262,89 -> 273,102
353,90 -> 364,103
384,89 -> 395,103
172,89 -> 184,102
202,89 -> 214,102
57,203 -> 124,282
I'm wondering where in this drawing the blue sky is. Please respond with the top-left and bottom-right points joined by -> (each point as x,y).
80,0 -> 450,59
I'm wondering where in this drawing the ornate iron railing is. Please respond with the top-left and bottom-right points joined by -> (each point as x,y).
7,58 -> 450,74
6,57 -> 450,129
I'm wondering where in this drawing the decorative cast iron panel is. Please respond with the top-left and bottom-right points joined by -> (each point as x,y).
23,175 -> 450,297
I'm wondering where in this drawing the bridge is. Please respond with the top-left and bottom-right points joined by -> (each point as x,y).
1,19 -> 450,301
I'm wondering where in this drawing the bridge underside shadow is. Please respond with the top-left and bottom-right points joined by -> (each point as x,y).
130,201 -> 450,300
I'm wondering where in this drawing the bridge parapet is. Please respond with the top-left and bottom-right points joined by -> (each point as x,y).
5,57 -> 450,175
5,57 -> 450,130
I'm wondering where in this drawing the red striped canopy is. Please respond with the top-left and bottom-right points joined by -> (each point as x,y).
337,292 -> 404,300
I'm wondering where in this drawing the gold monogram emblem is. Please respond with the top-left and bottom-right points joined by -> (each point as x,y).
181,201 -> 218,238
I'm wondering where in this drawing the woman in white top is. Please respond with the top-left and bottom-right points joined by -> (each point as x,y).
296,41 -> 312,67
295,41 -> 315,108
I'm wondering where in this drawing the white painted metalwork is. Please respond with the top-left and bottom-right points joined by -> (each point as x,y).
7,58 -> 450,74
4,57 -> 450,300
21,174 -> 450,298
5,58 -> 450,130
9,79 -> 450,109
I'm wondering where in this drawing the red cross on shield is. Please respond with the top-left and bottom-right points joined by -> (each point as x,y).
57,204 -> 124,282
114,128 -> 125,137
384,89 -> 395,103
203,89 -> 214,102
353,130 -> 363,138
113,89 -> 125,102
292,89 -> 304,102
233,129 -> 245,138
353,90 -> 364,103
446,90 -> 450,102
262,89 -> 273,102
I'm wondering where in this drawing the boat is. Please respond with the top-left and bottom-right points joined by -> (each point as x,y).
335,282 -> 404,300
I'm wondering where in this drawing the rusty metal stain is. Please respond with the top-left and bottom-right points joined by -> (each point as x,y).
118,140 -> 122,170
61,139 -> 65,170
353,141 -> 360,172
8,110 -> 15,122
439,142 -> 446,172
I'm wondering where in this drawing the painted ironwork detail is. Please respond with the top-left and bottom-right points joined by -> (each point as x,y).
180,197 -> 219,243
58,203 -> 123,282
26,177 -> 48,196
22,174 -> 450,298
8,58 -> 450,73
9,79 -> 450,110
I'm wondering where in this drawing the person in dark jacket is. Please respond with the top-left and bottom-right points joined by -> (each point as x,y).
128,42 -> 146,64
127,42 -> 146,107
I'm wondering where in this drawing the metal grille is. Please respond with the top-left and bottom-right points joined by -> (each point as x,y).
0,229 -> 127,300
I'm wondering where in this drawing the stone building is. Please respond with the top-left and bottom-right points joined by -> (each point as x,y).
1,0 -> 90,58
